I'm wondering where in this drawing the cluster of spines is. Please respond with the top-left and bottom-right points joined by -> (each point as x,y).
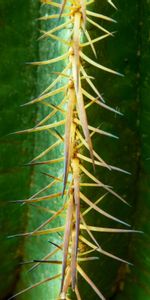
9,1 -> 139,299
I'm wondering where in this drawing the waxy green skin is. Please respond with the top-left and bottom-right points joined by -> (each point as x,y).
0,0 -> 39,298
0,0 -> 150,299
115,1 -> 150,299
0,1 -> 67,299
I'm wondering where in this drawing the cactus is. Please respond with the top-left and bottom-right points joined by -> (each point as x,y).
0,1 -> 150,300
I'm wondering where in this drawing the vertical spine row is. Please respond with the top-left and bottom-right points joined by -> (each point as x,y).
61,6 -> 83,296
9,1 -> 135,300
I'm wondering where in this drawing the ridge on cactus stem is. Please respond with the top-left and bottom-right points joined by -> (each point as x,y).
9,1 -> 137,300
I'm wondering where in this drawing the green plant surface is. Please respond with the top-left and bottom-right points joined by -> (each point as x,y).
15,3 -> 69,299
114,1 -> 150,299
0,0 -> 39,298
